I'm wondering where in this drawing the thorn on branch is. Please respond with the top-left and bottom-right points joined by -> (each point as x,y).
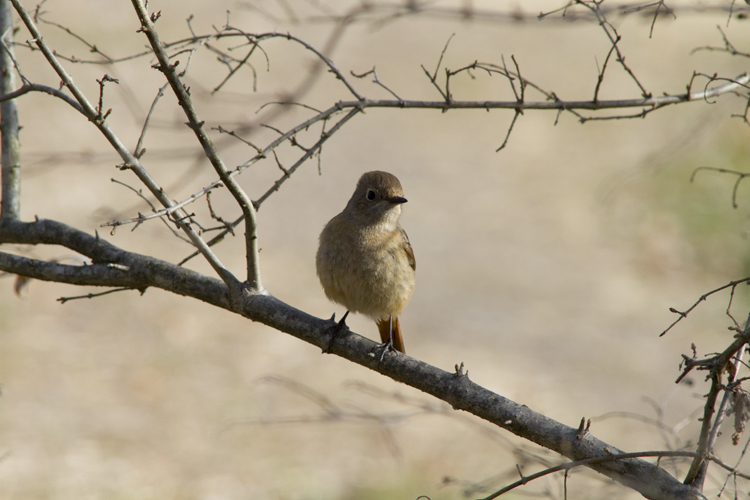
185,120 -> 205,131
454,361 -> 469,379
576,417 -> 592,439
669,307 -> 687,318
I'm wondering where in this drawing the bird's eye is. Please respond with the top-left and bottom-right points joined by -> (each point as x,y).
366,189 -> 376,200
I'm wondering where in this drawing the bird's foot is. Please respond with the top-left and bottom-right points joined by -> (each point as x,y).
372,337 -> 396,363
322,311 -> 350,353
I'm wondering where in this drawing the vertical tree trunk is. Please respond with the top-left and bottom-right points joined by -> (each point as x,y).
0,0 -> 20,221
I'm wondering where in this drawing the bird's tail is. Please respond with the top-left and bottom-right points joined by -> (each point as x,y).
377,315 -> 405,354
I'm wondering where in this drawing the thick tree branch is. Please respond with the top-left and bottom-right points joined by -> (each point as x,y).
0,218 -> 232,308
0,216 -> 706,500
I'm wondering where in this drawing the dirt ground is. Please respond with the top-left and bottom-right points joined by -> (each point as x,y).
1,0 -> 750,499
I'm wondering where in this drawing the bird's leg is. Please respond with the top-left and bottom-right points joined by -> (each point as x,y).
374,314 -> 396,362
323,310 -> 350,353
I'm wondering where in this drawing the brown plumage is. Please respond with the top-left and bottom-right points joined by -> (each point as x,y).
316,171 -> 416,353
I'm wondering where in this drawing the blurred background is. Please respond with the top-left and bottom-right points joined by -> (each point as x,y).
1,0 -> 750,498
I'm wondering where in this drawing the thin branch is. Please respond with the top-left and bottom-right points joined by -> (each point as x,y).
691,166 -> 750,209
580,1 -> 651,98
211,27 -> 260,94
593,35 -> 620,104
661,278 -> 750,337
106,178 -> 189,241
691,25 -> 750,60
683,318 -> 749,487
481,450 -> 699,500
350,66 -> 402,101
36,10 -> 114,63
496,109 -> 520,152
94,73 -> 117,122
177,105 -> 362,266
130,0 -> 261,291
134,83 -> 168,158
420,33 -> 454,101
10,0 -> 238,288
58,287 -> 135,304
101,180 -> 223,233
248,72 -> 748,114
0,82 -> 85,114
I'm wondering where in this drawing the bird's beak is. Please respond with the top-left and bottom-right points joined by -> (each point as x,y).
388,196 -> 408,204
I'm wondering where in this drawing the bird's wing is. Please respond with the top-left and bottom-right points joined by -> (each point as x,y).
400,227 -> 416,271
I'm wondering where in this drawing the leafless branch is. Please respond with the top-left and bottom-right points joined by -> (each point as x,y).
10,0 -> 238,287
134,83 -> 168,159
691,25 -> 750,60
682,317 -> 750,488
350,66 -> 402,101
691,166 -> 750,209
57,286 -> 136,304
130,0 -> 262,291
0,82 -> 85,113
661,278 -> 750,337
481,450 -> 700,500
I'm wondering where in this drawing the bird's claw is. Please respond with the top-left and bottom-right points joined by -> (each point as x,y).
373,337 -> 396,363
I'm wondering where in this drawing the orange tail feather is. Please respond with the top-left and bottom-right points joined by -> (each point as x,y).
376,316 -> 405,354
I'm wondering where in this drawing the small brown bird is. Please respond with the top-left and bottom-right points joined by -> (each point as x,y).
316,171 -> 416,353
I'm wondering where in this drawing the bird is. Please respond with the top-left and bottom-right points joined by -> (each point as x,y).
316,171 -> 416,354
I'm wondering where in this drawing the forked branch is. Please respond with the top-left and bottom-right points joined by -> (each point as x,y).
8,0 -> 239,289
130,0 -> 263,292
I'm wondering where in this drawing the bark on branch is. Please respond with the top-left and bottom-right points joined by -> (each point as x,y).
0,216 -> 706,500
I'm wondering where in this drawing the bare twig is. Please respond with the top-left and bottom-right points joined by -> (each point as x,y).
583,1 -> 651,98
496,109 -> 520,152
36,10 -> 114,63
691,166 -> 750,209
691,25 -> 750,60
107,178 -> 189,241
661,278 -> 750,337
260,72 -> 748,115
94,74 -> 117,122
178,106 -> 360,266
420,33 -> 454,101
350,66 -> 402,101
58,286 -> 136,304
130,0 -> 262,292
683,315 -> 750,488
481,450 -> 700,500
102,179 -> 224,236
0,82 -> 84,114
10,0 -> 237,288
134,83 -> 168,159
